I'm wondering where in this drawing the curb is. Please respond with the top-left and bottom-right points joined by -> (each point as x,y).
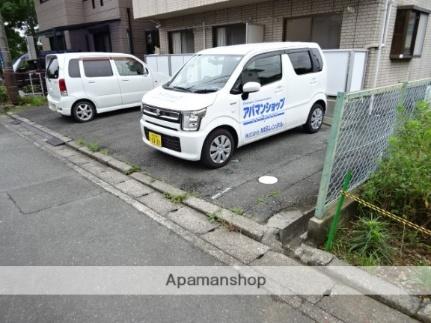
289,242 -> 430,322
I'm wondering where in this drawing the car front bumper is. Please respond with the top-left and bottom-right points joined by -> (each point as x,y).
140,118 -> 205,161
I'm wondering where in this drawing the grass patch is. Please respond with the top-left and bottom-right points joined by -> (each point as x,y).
18,95 -> 47,107
164,192 -> 188,204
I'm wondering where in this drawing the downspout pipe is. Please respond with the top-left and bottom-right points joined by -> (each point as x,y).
369,0 -> 393,114
372,0 -> 393,89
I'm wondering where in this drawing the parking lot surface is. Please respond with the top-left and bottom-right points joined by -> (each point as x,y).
18,106 -> 329,223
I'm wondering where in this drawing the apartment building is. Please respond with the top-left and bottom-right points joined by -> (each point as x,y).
34,0 -> 157,58
133,0 -> 431,88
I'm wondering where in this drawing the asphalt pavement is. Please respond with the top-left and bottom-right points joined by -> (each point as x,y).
17,106 -> 330,223
0,120 -> 313,322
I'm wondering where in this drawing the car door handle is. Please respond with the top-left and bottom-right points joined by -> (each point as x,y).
121,79 -> 130,82
88,80 -> 96,84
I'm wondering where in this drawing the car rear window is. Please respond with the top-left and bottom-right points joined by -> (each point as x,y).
288,51 -> 313,75
83,59 -> 113,77
310,49 -> 323,72
46,56 -> 59,79
68,59 -> 81,78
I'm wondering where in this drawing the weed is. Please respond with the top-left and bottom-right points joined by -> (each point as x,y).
256,197 -> 266,204
230,207 -> 245,216
126,164 -> 141,175
87,142 -> 101,153
164,192 -> 188,204
349,214 -> 394,265
99,148 -> 109,155
207,211 -> 219,223
256,190 -> 281,205
76,138 -> 86,146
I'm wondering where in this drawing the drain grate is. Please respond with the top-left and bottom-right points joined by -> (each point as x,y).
46,136 -> 65,146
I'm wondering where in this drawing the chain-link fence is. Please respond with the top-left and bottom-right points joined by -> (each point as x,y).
315,78 -> 431,218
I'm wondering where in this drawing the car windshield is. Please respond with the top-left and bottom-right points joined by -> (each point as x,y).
164,54 -> 242,93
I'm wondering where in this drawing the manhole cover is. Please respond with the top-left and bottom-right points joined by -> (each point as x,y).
258,176 -> 278,185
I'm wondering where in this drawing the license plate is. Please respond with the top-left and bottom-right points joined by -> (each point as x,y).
148,132 -> 162,147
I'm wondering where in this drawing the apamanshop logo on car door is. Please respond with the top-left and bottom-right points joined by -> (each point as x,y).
242,96 -> 286,141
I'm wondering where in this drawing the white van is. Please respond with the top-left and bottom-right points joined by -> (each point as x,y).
140,42 -> 327,168
46,52 -> 168,122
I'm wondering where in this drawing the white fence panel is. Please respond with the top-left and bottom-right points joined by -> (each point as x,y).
145,49 -> 368,96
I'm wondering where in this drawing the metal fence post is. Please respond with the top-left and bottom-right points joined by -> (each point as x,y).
398,81 -> 408,108
314,92 -> 347,219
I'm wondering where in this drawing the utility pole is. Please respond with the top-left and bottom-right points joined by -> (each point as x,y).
0,10 -> 18,105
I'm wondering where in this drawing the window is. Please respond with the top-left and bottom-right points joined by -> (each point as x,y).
165,55 -> 242,93
40,0 -> 49,3
46,57 -> 59,79
233,54 -> 282,92
213,24 -> 246,47
68,59 -> 81,78
49,34 -> 66,51
100,0 -> 104,6
83,59 -> 113,77
169,30 -> 194,54
114,58 -> 145,76
390,7 -> 429,59
91,0 -> 95,9
288,51 -> 313,75
284,13 -> 342,49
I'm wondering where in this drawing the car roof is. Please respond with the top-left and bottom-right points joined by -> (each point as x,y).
198,42 -> 321,56
47,52 -> 137,59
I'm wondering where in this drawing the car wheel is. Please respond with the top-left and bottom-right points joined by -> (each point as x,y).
304,103 -> 324,133
201,128 -> 235,169
72,100 -> 96,123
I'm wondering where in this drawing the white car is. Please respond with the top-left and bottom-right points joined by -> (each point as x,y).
140,42 -> 327,168
46,52 -> 168,122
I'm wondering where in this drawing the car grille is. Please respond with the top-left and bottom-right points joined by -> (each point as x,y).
144,128 -> 181,152
142,104 -> 181,123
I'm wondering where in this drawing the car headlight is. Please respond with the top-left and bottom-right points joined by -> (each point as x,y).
182,109 -> 206,131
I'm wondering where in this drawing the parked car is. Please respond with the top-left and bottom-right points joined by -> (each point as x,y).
140,42 -> 327,168
46,52 -> 168,122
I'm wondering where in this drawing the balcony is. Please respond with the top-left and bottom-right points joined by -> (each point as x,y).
132,0 -> 265,19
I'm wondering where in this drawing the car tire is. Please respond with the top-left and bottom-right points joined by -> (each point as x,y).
201,128 -> 235,169
72,100 -> 96,123
303,103 -> 325,133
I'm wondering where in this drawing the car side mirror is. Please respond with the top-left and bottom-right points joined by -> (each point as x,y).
242,81 -> 261,93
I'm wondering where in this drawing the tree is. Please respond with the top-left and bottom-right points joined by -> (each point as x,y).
1,0 -> 38,60
0,0 -> 38,104
0,9 -> 18,104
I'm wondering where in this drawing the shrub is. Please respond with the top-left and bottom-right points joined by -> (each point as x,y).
0,86 -> 8,104
362,101 -> 431,227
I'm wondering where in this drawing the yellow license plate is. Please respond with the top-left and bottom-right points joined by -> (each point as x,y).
148,132 -> 162,147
